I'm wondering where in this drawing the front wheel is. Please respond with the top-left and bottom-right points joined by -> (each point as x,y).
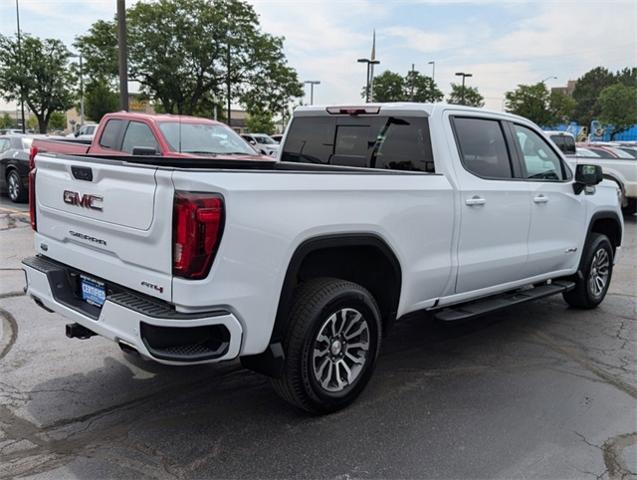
563,233 -> 613,309
272,278 -> 382,414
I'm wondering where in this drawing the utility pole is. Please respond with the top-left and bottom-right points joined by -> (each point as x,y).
226,40 -> 231,125
15,0 -> 25,133
455,72 -> 473,105
117,0 -> 129,111
410,63 -> 415,100
304,80 -> 320,105
428,61 -> 435,84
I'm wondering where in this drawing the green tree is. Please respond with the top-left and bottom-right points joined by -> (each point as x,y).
74,20 -> 119,84
364,69 -> 442,103
405,70 -> 444,102
572,67 -> 615,127
505,82 -> 576,125
0,34 -> 74,133
0,112 -> 14,129
76,0 -> 302,118
598,83 -> 637,140
548,90 -> 576,124
615,67 -> 637,87
246,110 -> 275,134
505,83 -> 552,124
367,70 -> 404,102
49,111 -> 67,130
26,115 -> 38,130
84,79 -> 119,122
447,83 -> 484,107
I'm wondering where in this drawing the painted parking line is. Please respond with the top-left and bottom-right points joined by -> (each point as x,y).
0,207 -> 30,217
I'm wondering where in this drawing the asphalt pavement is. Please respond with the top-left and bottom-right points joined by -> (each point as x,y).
0,200 -> 635,479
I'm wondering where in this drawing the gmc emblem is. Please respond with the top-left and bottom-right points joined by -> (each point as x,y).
63,190 -> 103,211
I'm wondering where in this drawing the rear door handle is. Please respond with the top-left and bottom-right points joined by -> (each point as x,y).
465,195 -> 486,206
533,194 -> 549,204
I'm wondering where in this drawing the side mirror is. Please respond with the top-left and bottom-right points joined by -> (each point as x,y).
573,164 -> 603,194
74,131 -> 80,137
132,146 -> 157,156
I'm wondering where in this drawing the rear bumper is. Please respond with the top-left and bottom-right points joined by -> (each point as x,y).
22,256 -> 243,365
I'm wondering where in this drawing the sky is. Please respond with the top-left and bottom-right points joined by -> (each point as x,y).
1,0 -> 635,111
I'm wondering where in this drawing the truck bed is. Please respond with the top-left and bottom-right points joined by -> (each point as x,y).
33,137 -> 92,156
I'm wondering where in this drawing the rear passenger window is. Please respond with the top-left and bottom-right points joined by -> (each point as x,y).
453,117 -> 512,179
281,116 -> 434,172
99,119 -> 123,149
121,122 -> 158,153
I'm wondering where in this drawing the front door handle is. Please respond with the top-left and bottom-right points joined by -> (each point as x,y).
533,194 -> 549,204
465,195 -> 486,206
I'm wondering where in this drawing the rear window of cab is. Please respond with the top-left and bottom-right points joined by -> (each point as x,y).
281,115 -> 435,172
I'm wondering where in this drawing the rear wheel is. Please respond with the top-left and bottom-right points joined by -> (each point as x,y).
7,170 -> 26,203
563,233 -> 613,309
272,278 -> 382,414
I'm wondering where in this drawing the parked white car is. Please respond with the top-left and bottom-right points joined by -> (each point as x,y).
545,130 -> 576,155
66,123 -> 97,141
571,144 -> 637,213
241,133 -> 280,156
23,103 -> 623,413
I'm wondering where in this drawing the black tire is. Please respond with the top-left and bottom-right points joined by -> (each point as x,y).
563,233 -> 613,309
272,277 -> 382,414
6,169 -> 27,203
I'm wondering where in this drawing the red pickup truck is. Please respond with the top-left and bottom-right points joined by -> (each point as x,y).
33,111 -> 267,160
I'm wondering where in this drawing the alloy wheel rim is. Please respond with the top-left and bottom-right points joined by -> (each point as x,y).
9,174 -> 20,200
8,174 -> 19,201
312,308 -> 370,393
589,248 -> 610,297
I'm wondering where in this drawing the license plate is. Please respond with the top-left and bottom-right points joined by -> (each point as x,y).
80,275 -> 106,307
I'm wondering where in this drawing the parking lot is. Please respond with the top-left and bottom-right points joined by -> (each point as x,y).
0,203 -> 635,479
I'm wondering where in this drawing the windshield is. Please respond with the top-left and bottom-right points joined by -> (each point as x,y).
158,122 -> 256,155
618,148 -> 637,159
21,137 -> 33,150
576,147 -> 601,158
608,147 -> 635,159
253,135 -> 276,145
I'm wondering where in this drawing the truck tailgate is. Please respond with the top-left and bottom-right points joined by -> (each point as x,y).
33,154 -> 174,301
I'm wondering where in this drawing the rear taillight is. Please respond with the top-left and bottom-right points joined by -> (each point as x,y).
29,146 -> 38,231
173,192 -> 224,279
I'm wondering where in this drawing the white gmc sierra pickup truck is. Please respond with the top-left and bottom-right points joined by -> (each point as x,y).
23,103 -> 623,413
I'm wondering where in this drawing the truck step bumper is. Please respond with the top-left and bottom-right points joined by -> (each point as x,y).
22,256 -> 243,365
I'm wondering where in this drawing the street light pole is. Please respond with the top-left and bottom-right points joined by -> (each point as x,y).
304,80 -> 320,105
117,0 -> 129,111
15,0 -> 25,133
541,75 -> 557,83
428,61 -> 435,84
455,72 -> 473,105
358,58 -> 380,103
